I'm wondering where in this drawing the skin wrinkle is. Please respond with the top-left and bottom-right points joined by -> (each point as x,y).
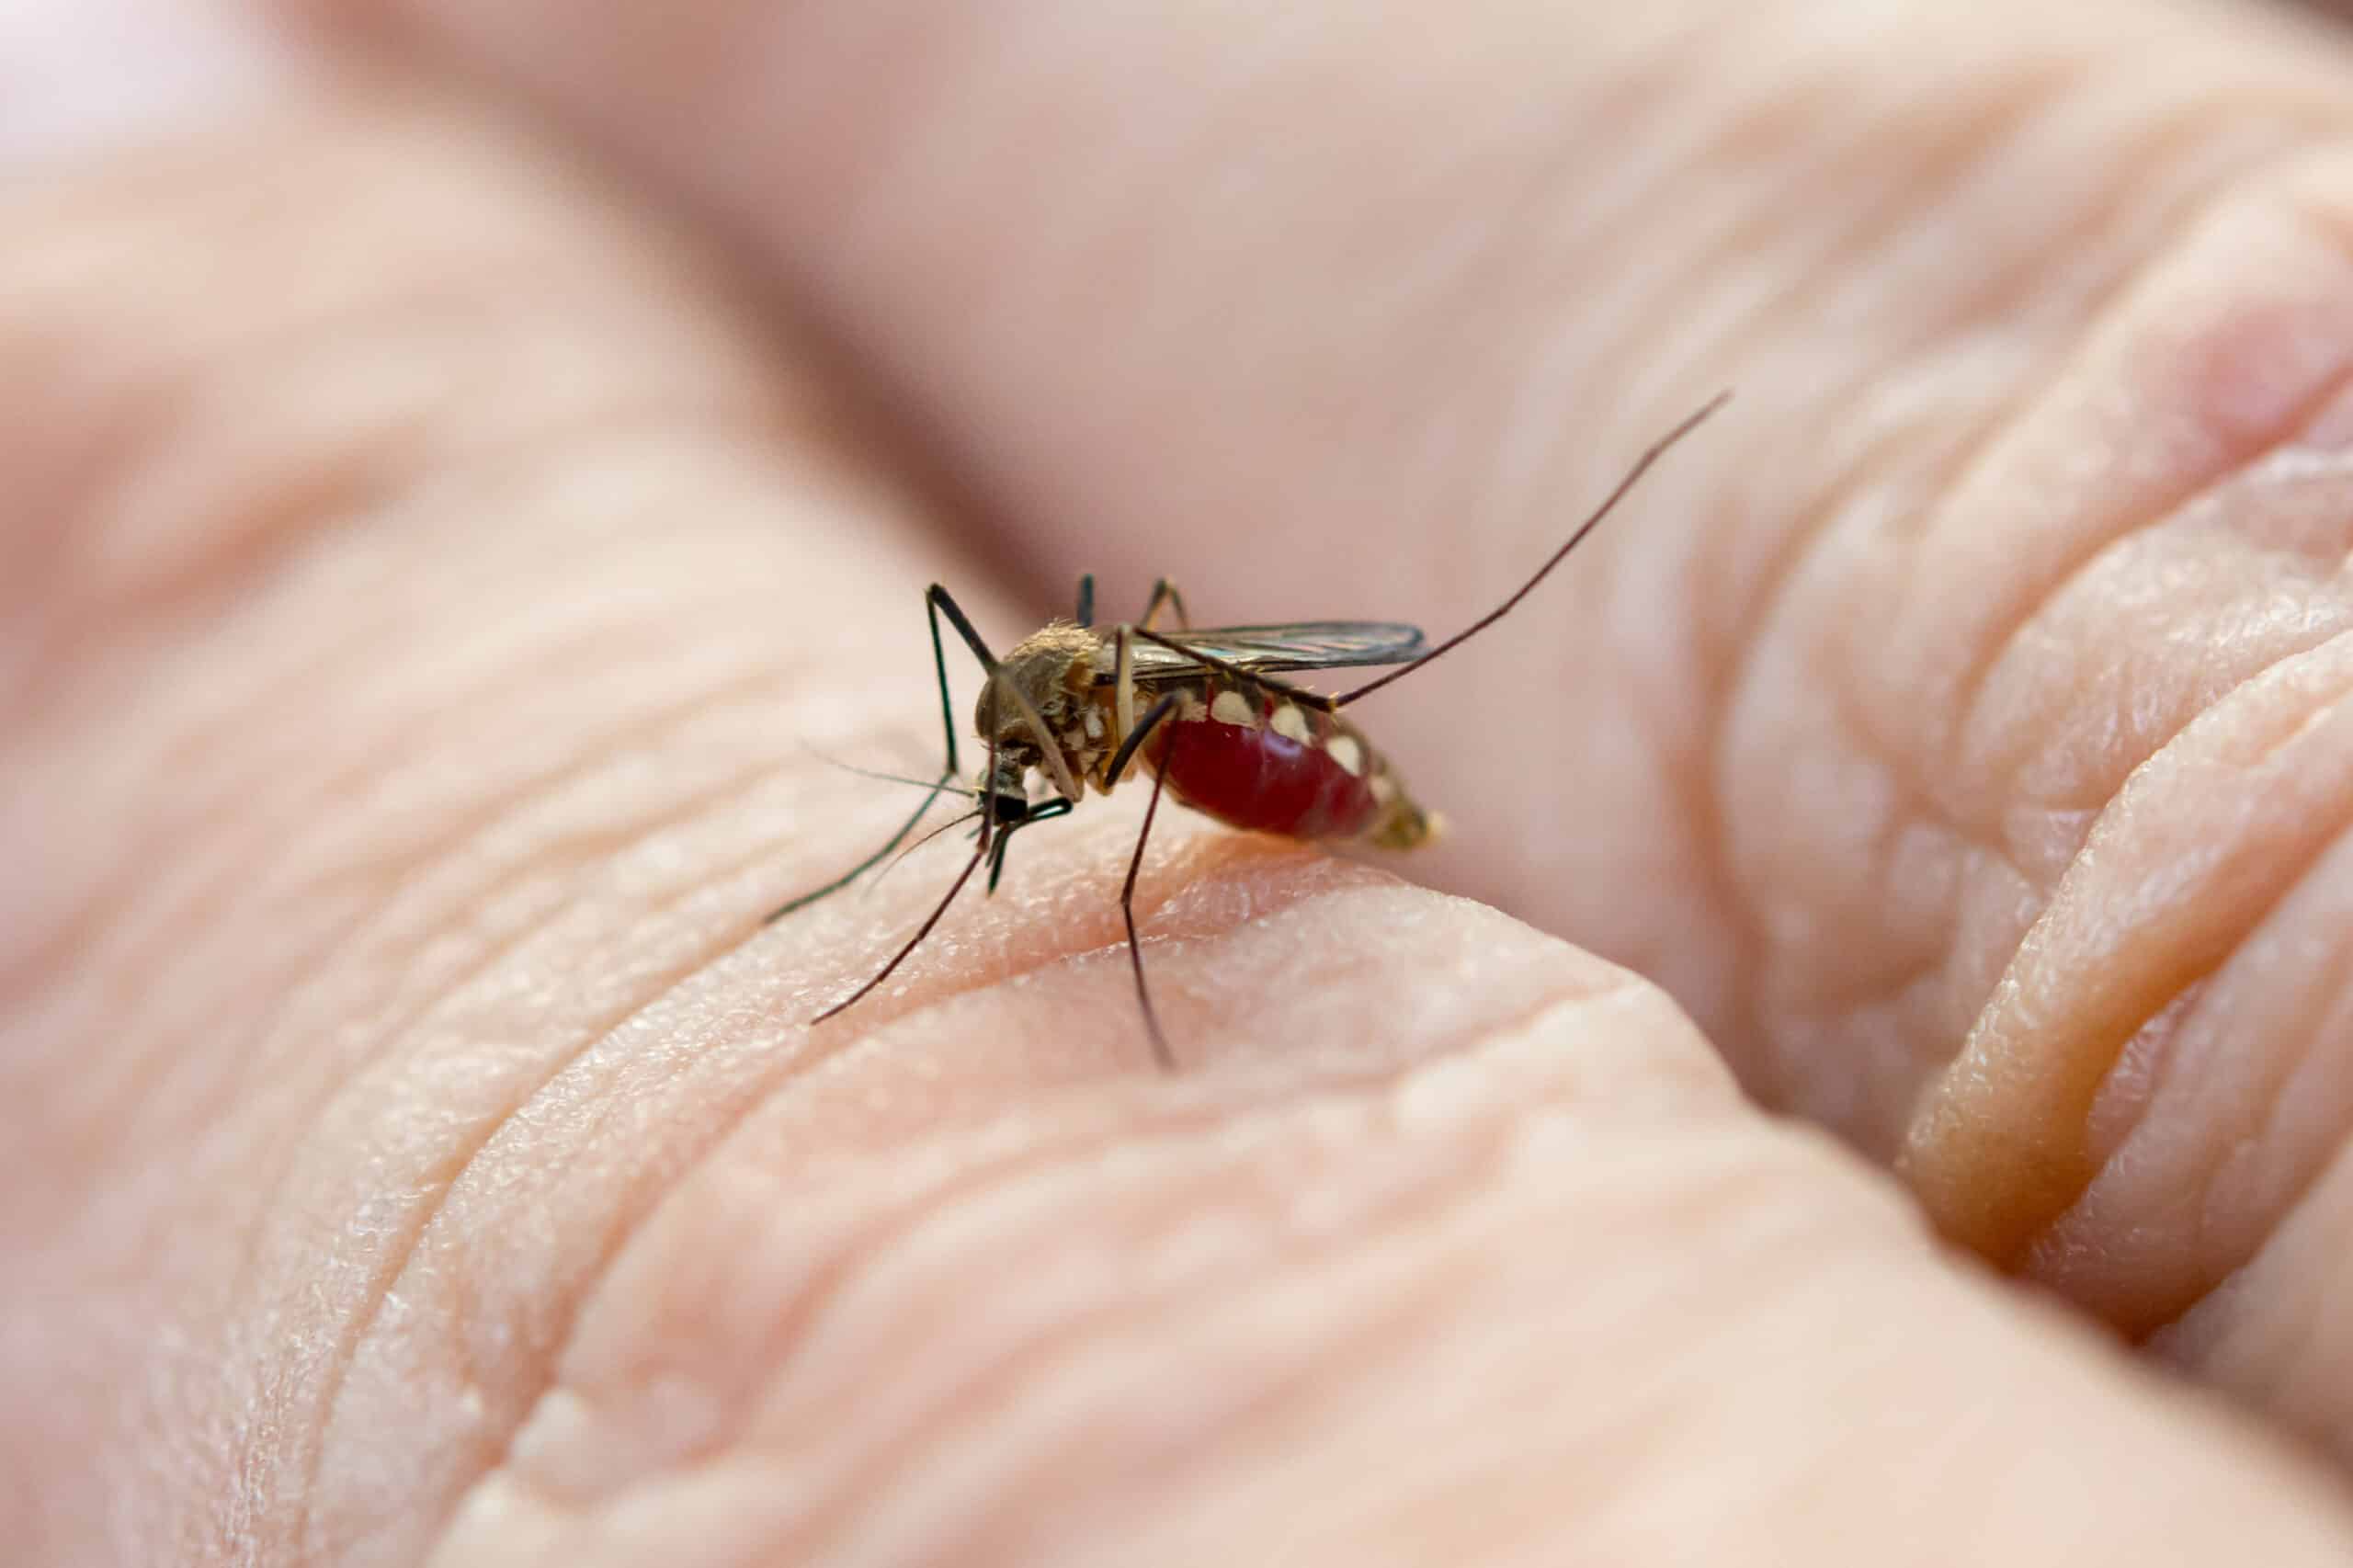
40,404 -> 806,944
2025,772 -> 2353,1338
465,982 -> 1657,1561
792,1130 -> 1526,1562
289,868 -> 808,1561
2224,979 -> 2353,1263
429,943 -> 1630,1559
0,184 -> 689,715
220,707 -> 839,1291
1718,66 -> 2087,359
1719,97 -> 2302,901
1746,181 -> 2353,1157
1505,37 -> 2042,1078
1813,119 -> 2347,586
1592,28 -> 2086,426
276,675 -> 1026,1540
1898,153 -> 2353,814
2153,1140 -> 2353,1460
37,574 -> 790,1159
1,109 -> 813,744
306,843 -> 1452,1556
1908,644 -> 2353,1265
803,1103 -> 1854,1564
0,296 -> 790,1006
1926,355 -> 2353,1094
17,256 -> 542,698
807,1131 -> 1500,1552
1756,388 -> 2353,1139
0,109 -> 920,1560
1946,358 -> 2353,830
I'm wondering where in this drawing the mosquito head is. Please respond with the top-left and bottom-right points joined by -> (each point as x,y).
975,624 -> 1098,801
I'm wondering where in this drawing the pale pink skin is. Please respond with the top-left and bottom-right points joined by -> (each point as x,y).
17,1 -> 2353,1562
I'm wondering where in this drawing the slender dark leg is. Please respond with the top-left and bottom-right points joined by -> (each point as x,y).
1138,578 -> 1190,631
1074,574 -> 1097,628
811,840 -> 989,1023
764,585 -> 967,923
1102,692 -> 1181,789
1333,391 -> 1729,708
1122,718 -> 1182,1070
926,581 -> 1001,673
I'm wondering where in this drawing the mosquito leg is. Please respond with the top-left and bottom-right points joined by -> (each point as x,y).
811,839 -> 988,1024
1074,574 -> 1097,629
1103,691 -> 1181,789
926,581 -> 1000,674
1138,578 -> 1191,631
1114,624 -> 1137,743
818,751 -> 1069,1022
1121,717 -> 1182,1070
1127,625 -> 1341,714
1333,390 -> 1730,708
763,583 -> 971,924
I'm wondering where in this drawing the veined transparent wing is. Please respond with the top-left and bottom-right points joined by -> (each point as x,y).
1108,621 -> 1427,682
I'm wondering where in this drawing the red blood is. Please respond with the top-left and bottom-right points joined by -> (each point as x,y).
1146,707 -> 1380,840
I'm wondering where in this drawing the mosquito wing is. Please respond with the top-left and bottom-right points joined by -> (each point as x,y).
1110,621 -> 1427,682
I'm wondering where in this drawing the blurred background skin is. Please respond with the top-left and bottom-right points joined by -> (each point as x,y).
18,0 -> 2353,1562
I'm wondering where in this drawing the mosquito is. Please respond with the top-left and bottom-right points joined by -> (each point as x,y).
767,391 -> 1731,1067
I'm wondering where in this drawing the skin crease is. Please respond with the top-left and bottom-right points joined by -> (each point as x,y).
18,3 -> 2353,1566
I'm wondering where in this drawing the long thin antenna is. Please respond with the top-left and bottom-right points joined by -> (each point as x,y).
801,744 -> 982,799
1334,390 -> 1730,708
813,840 -> 989,1024
764,772 -> 955,925
870,808 -> 985,894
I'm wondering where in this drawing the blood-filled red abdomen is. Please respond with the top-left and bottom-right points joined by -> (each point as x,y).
1145,699 -> 1381,841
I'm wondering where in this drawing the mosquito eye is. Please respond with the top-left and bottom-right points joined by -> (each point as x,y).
990,794 -> 1030,825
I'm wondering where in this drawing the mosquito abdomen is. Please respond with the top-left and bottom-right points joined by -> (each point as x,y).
1140,680 -> 1428,846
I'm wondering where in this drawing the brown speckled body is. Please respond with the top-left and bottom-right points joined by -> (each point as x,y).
979,623 -> 1435,851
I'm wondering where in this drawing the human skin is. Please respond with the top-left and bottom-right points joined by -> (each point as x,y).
15,0 -> 2353,1562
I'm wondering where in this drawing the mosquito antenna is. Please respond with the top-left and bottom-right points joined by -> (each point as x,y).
799,743 -> 982,799
812,838 -> 990,1024
764,770 -> 959,925
871,807 -> 983,893
1334,390 -> 1730,708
